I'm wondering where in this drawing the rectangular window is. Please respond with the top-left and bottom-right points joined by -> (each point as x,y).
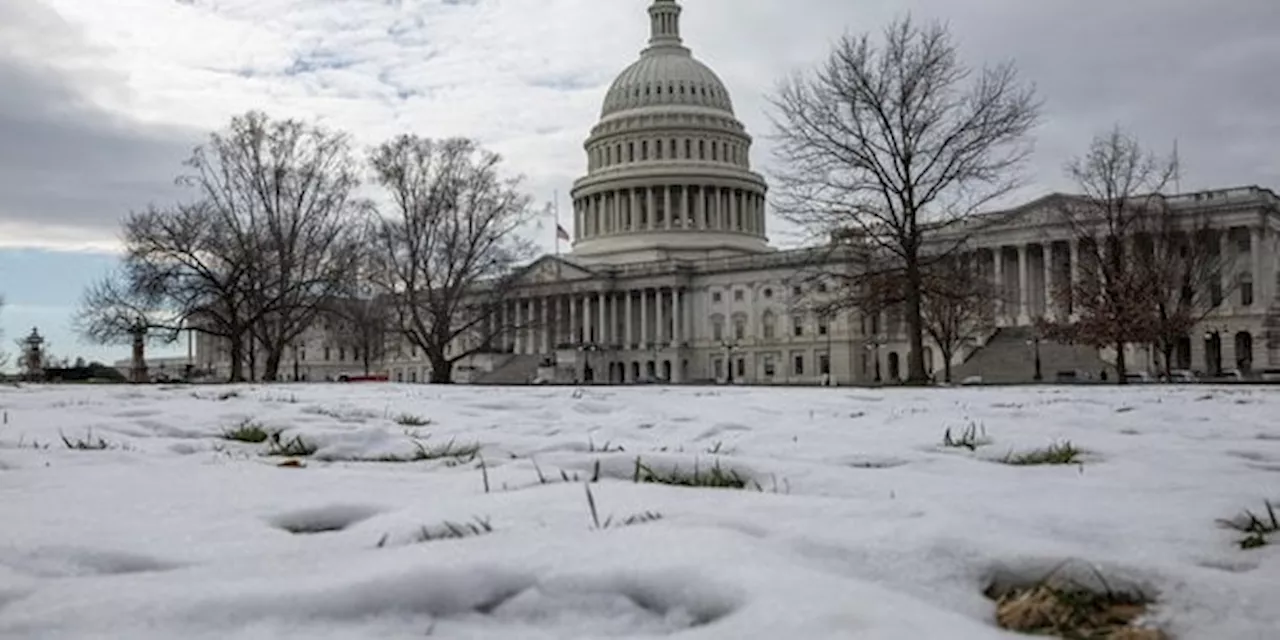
818,315 -> 830,336
763,355 -> 775,377
713,358 -> 724,379
712,321 -> 724,341
735,358 -> 745,378
323,347 -> 331,361
734,289 -> 744,301
712,291 -> 722,303
819,354 -> 831,375
641,140 -> 648,160
792,316 -> 804,337
1241,280 -> 1254,306
734,321 -> 745,340
793,354 -> 804,376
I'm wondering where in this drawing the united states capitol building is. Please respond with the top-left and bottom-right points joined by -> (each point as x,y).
197,0 -> 1280,385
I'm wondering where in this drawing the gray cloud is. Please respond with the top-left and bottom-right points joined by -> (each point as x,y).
2,0 -> 1278,252
0,1 -> 197,243
694,0 -> 1280,197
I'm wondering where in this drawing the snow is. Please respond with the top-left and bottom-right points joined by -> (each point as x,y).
2,383 -> 1278,639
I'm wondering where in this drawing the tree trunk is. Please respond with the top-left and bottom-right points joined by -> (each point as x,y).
1160,342 -> 1175,379
941,346 -> 954,384
428,353 -> 453,384
228,336 -> 245,382
904,260 -> 929,384
262,347 -> 284,382
1114,340 -> 1128,384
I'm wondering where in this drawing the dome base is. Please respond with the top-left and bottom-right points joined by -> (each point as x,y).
571,231 -> 771,266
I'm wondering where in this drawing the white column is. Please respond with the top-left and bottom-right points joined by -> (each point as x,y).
664,186 -> 673,230
597,292 -> 607,345
625,291 -> 634,348
646,188 -> 656,230
1251,226 -> 1263,306
696,186 -> 707,229
1042,244 -> 1054,320
629,189 -> 639,232
1017,243 -> 1030,324
540,297 -> 549,353
640,289 -> 649,349
671,288 -> 681,346
1220,228 -> 1231,311
992,247 -> 1005,325
569,296 -> 579,345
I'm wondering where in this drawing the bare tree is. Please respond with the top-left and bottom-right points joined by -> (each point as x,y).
74,270 -> 183,383
1041,127 -> 1178,382
368,136 -> 538,384
769,16 -> 1040,384
122,201 -> 257,381
844,254 -> 994,384
326,292 -> 389,378
920,257 -> 996,383
182,111 -> 368,382
1138,209 -> 1235,377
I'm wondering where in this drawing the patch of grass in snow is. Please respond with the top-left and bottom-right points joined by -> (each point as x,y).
378,516 -> 495,548
221,419 -> 274,443
264,432 -> 318,457
59,430 -> 117,451
393,413 -> 432,427
942,421 -> 991,451
585,484 -> 663,530
357,437 -> 480,464
1000,441 -> 1083,466
989,580 -> 1166,639
632,456 -> 759,490
531,458 -> 601,485
1217,500 -> 1279,549
588,437 -> 625,453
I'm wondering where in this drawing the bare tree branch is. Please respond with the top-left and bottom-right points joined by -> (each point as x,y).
74,269 -> 184,383
180,111 -> 369,382
769,15 -> 1039,383
1037,126 -> 1232,381
368,136 -> 540,383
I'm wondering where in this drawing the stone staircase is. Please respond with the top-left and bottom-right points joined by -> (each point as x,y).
472,355 -> 543,385
951,326 -> 1111,384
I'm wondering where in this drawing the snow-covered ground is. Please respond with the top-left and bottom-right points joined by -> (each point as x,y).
2,383 -> 1278,639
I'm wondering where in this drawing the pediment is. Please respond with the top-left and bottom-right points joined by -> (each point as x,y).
514,255 -> 598,286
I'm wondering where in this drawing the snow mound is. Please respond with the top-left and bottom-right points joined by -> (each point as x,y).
268,504 -> 384,534
0,546 -> 182,578
436,571 -> 736,638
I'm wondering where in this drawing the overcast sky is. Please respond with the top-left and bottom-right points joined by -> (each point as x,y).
1,0 -> 1278,363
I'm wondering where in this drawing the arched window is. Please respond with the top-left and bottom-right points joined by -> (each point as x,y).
732,313 -> 747,341
761,310 -> 776,339
1239,271 -> 1254,306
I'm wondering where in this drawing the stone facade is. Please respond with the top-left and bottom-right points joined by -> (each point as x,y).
198,0 -> 1280,384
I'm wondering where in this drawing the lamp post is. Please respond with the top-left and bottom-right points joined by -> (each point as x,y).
864,338 -> 882,384
1026,336 -> 1042,382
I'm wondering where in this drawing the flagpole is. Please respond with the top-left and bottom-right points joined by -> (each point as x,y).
553,190 -> 561,256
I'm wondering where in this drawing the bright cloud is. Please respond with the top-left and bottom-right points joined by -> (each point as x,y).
2,0 -> 1279,253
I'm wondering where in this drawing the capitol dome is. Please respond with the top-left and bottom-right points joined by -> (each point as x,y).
600,48 -> 735,117
569,0 -> 771,265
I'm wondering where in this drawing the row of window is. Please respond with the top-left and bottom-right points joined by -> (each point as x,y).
589,135 -> 747,171
712,351 -> 832,380
710,312 -> 831,342
710,282 -> 830,304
